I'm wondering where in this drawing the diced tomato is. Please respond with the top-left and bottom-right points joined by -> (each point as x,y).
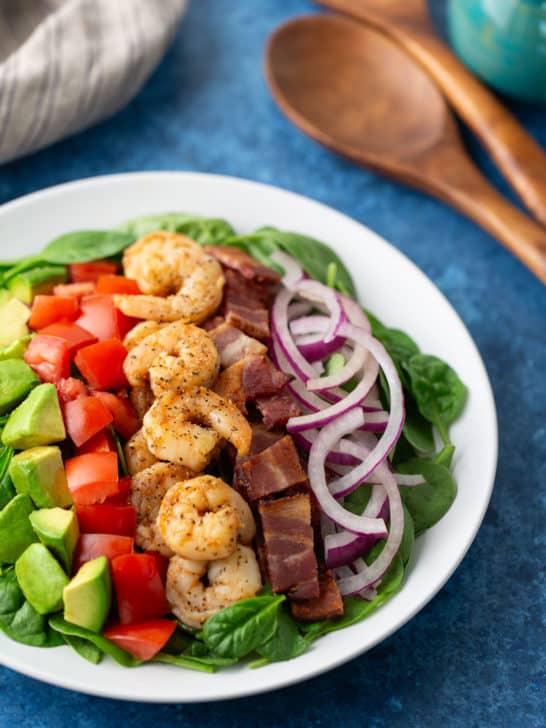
90,391 -> 139,439
105,475 -> 131,505
145,551 -> 169,584
24,334 -> 70,383
53,282 -> 96,300
29,295 -> 79,330
76,428 -> 115,455
111,553 -> 170,624
69,260 -> 118,283
74,339 -> 128,390
76,503 -> 136,536
76,295 -> 135,342
74,534 -> 134,572
65,452 -> 119,505
56,376 -> 89,404
96,275 -> 141,295
38,322 -> 97,355
102,620 -> 176,660
64,396 -> 113,447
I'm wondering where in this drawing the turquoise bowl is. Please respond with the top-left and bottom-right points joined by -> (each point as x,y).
447,0 -> 546,103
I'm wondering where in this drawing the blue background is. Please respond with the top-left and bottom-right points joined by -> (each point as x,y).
0,1 -> 544,725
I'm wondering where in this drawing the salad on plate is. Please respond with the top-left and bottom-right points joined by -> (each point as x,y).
0,213 -> 466,671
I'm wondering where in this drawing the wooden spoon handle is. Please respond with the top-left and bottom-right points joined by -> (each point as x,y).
314,0 -> 546,227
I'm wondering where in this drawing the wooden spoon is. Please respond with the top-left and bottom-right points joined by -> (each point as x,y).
314,0 -> 546,228
265,14 -> 546,283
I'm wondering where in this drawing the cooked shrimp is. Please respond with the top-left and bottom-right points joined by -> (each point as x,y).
125,428 -> 157,475
123,320 -> 166,351
166,545 -> 262,628
113,232 -> 224,323
130,461 -> 192,556
129,385 -> 155,422
142,387 -> 252,471
123,320 -> 219,394
157,475 -> 255,560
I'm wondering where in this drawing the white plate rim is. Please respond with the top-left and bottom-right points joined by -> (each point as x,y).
0,171 -> 498,702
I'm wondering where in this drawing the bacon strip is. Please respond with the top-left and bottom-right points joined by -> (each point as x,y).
290,570 -> 344,621
256,389 -> 301,430
234,435 -> 307,501
209,322 -> 267,367
222,269 -> 271,339
206,246 -> 281,283
213,355 -> 289,415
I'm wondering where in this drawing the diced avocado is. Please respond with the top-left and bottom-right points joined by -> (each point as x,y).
9,446 -> 72,508
0,493 -> 37,562
63,556 -> 111,632
29,507 -> 79,573
15,542 -> 68,614
2,383 -> 66,449
0,298 -> 30,348
0,359 -> 40,415
7,265 -> 67,304
0,335 -> 33,361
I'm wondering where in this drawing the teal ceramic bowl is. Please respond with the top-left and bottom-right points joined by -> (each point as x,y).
448,0 -> 546,103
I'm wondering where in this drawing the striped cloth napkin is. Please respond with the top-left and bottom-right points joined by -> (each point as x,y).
0,0 -> 188,164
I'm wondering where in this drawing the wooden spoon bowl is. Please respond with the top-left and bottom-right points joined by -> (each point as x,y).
266,14 -> 546,283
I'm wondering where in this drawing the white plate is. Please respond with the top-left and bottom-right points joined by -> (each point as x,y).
0,172 -> 497,702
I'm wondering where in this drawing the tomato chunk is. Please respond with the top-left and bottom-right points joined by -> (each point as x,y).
74,339 -> 128,390
145,551 -> 169,584
91,391 -> 139,439
56,376 -> 89,404
74,534 -> 134,572
69,261 -> 118,283
103,620 -> 176,660
76,295 -> 135,341
96,275 -> 141,295
53,282 -> 96,300
65,452 -> 119,505
24,334 -> 70,383
29,295 -> 79,330
64,396 -> 113,447
76,428 -> 115,455
76,503 -> 136,536
38,322 -> 97,355
111,553 -> 170,624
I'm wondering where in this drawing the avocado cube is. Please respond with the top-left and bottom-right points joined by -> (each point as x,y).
15,542 -> 68,614
0,493 -> 37,562
0,359 -> 40,415
9,446 -> 72,508
2,383 -> 66,449
63,556 -> 112,632
29,507 -> 79,573
0,298 -> 30,348
7,265 -> 67,305
0,335 -> 33,361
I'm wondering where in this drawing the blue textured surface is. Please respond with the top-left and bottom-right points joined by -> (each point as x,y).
0,1 -> 544,725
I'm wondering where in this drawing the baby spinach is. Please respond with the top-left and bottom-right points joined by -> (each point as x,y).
0,569 -> 63,647
402,398 -> 435,454
399,504 -> 415,566
201,594 -> 285,658
49,616 -> 141,666
405,354 -> 467,445
435,443 -> 455,469
253,603 -> 309,666
153,652 -> 227,673
62,634 -> 103,665
109,426 -> 129,477
397,458 -> 457,535
117,213 -> 235,245
41,230 -> 135,264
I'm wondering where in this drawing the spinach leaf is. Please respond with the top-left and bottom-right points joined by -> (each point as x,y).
117,214 -> 235,245
0,446 -> 15,510
49,616 -> 141,666
405,354 -> 467,445
399,504 -> 415,566
153,652 -> 229,673
0,569 -> 63,647
41,230 -> 135,264
201,594 -> 285,658
344,484 -> 372,516
109,426 -> 129,477
253,603 -> 308,665
62,634 -> 103,664
397,458 -> 457,535
435,444 -> 455,469
403,397 -> 435,453
227,227 -> 356,296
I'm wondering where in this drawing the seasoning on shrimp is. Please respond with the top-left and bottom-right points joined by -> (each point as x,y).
125,428 -> 157,475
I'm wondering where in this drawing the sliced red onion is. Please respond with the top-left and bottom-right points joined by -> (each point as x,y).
307,407 -> 387,536
341,295 -> 371,332
295,332 -> 346,363
325,531 -> 380,569
287,301 -> 313,320
394,473 -> 426,486
296,280 -> 342,343
307,345 -> 368,391
271,288 -> 323,380
290,315 -> 331,336
270,250 -> 304,289
286,356 -> 379,432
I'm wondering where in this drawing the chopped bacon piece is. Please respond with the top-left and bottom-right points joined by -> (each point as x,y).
247,425 -> 284,456
234,435 -> 307,501
205,246 -> 281,283
258,493 -> 319,600
213,355 -> 289,414
222,269 -> 270,339
209,322 -> 267,367
290,570 -> 344,621
256,389 -> 301,430
202,316 -> 225,331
